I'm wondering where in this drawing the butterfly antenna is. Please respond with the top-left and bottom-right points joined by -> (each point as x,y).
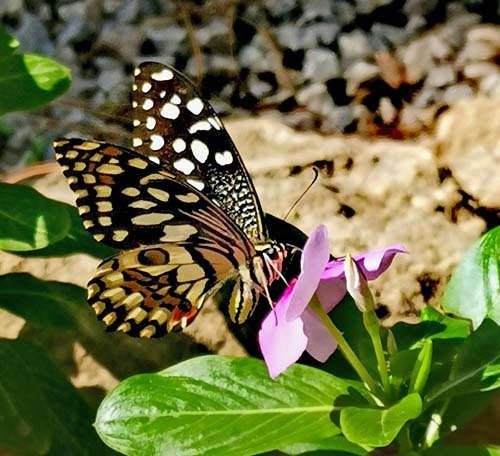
283,168 -> 319,221
263,252 -> 289,287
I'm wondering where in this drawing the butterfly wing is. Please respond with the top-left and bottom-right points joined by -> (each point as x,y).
130,62 -> 267,244
54,138 -> 256,333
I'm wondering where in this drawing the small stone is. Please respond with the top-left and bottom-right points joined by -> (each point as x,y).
463,62 -> 499,80
321,106 -> 356,132
344,61 -> 379,96
145,24 -> 187,56
301,22 -> 339,47
442,83 -> 474,105
97,25 -> 142,62
355,0 -> 392,15
0,0 -> 23,16
338,30 -> 372,61
195,17 -> 229,52
479,73 -> 500,96
247,73 -> 274,99
332,1 -> 356,25
115,0 -> 141,24
275,23 -> 308,51
403,0 -> 439,17
413,87 -> 439,108
296,82 -> 335,117
239,40 -> 274,72
298,0 -> 333,21
379,97 -> 397,124
466,25 -> 500,49
15,13 -> 53,54
425,65 -> 456,88
266,0 -> 299,19
371,23 -> 410,47
457,40 -> 498,66
58,1 -> 87,21
303,48 -> 340,82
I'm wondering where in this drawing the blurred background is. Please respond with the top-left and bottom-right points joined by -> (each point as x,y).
1,0 -> 500,448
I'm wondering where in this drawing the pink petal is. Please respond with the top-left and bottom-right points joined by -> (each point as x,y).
286,225 -> 330,320
302,307 -> 338,362
354,245 -> 408,280
258,285 -> 307,379
316,278 -> 347,313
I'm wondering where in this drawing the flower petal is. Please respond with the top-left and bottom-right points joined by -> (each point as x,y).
354,245 -> 408,280
316,278 -> 347,313
286,225 -> 330,320
259,284 -> 307,379
302,307 -> 338,362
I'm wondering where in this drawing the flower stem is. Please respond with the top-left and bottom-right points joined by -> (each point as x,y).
310,295 -> 380,396
363,309 -> 392,397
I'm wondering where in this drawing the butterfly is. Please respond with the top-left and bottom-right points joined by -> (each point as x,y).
54,62 -> 301,338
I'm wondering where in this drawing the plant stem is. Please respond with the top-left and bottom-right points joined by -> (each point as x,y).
309,295 -> 380,396
363,309 -> 392,397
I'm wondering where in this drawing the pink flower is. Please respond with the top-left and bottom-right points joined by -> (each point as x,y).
258,225 -> 407,379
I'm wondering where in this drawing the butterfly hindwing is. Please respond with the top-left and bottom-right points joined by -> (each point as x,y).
88,244 -> 238,336
130,62 -> 267,244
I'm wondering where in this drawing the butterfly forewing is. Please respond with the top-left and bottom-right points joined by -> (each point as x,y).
130,62 -> 267,244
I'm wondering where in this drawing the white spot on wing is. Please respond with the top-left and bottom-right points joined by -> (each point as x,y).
151,68 -> 174,81
160,90 -> 166,98
134,67 -> 140,76
160,103 -> 180,119
188,120 -> 211,134
133,138 -> 143,147
208,117 -> 221,130
143,98 -> 154,110
170,94 -> 181,105
150,134 -> 165,151
191,139 -> 209,163
174,158 -> 195,175
141,82 -> 152,93
172,138 -> 186,153
186,97 -> 204,115
146,116 -> 156,130
148,156 -> 160,164
133,119 -> 140,127
187,178 -> 205,191
215,150 -> 233,166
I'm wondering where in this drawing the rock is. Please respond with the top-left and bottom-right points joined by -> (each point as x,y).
115,0 -> 141,24
425,64 -> 456,88
296,82 -> 335,116
303,47 -> 340,82
0,0 -> 23,17
195,17 -> 229,52
266,0 -> 299,19
466,25 -> 500,49
301,22 -> 339,47
322,105 -> 357,132
436,95 -> 500,208
97,24 -> 142,61
479,73 -> 500,96
442,83 -> 474,105
403,0 -> 439,17
379,97 -> 397,124
338,30 -> 372,61
239,37 -> 274,72
463,62 -> 499,80
371,23 -> 410,47
344,61 -> 380,96
15,13 -> 53,54
298,0 -> 333,21
355,0 -> 393,15
144,23 -> 187,57
275,23 -> 310,51
332,1 -> 356,25
457,40 -> 499,66
247,73 -> 274,99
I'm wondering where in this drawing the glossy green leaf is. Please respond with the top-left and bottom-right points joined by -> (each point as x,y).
0,26 -> 19,56
0,339 -> 115,455
0,273 -> 88,330
96,356 -> 357,456
442,227 -> 500,329
0,183 -> 70,251
0,54 -> 71,115
13,204 -> 115,259
340,393 -> 422,447
426,319 -> 500,403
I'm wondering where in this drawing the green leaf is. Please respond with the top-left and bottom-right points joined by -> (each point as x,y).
0,340 -> 52,455
0,54 -> 71,115
424,444 -> 500,455
0,339 -> 116,455
0,183 -> 71,251
281,435 -> 368,455
13,204 -> 115,259
442,226 -> 500,329
96,356 -> 357,456
0,26 -> 19,57
426,319 -> 500,404
0,273 -> 89,330
340,393 -> 422,447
